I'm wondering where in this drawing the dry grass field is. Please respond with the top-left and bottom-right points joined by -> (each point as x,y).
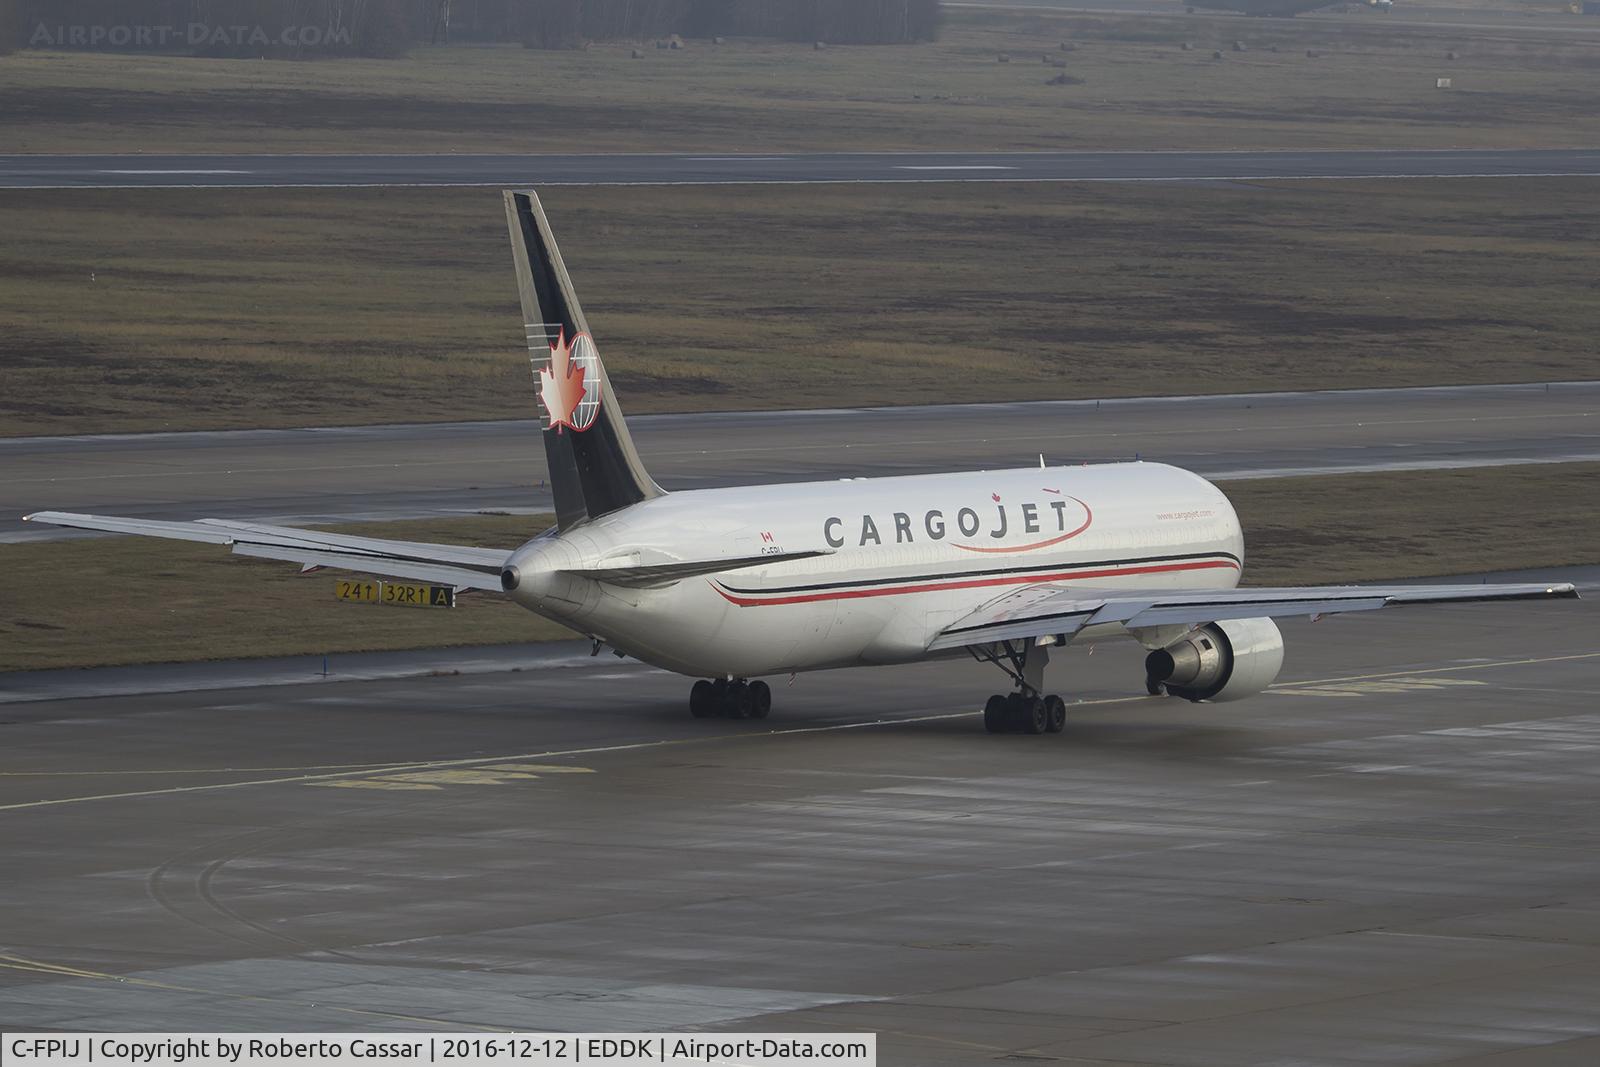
3,9 -> 1600,153
2,463 -> 1594,672
0,515 -> 569,673
4,178 -> 1598,435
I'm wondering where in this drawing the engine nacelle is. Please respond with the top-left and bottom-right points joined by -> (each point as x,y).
1144,617 -> 1284,703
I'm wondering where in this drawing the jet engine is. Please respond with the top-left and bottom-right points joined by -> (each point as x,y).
1144,617 -> 1284,702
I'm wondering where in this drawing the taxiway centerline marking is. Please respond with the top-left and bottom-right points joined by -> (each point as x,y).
0,704 -> 1047,812
6,651 -> 1597,813
6,173 -> 1600,190
4,411 -> 1594,487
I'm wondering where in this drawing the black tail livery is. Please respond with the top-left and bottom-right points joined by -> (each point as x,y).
505,190 -> 662,531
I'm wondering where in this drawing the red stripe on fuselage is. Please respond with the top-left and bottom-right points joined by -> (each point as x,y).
710,558 -> 1240,607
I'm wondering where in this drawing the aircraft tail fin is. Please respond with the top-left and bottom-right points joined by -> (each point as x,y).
504,189 -> 662,531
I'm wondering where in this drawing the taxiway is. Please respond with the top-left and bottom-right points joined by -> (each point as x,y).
6,381 -> 1597,542
1,582 -> 1597,1061
3,149 -> 1599,189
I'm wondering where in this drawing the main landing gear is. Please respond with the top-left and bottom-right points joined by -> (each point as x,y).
971,639 -> 1067,735
689,678 -> 772,720
983,692 -> 1067,734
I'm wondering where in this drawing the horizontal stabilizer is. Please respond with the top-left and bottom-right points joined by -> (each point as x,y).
563,549 -> 832,588
23,511 -> 512,591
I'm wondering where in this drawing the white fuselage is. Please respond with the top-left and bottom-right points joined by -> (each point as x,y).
505,462 -> 1243,678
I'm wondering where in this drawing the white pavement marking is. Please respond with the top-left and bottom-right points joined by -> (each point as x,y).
3,410 -> 1593,486
0,702 -> 1135,813
8,650 -> 1600,814
11,173 -> 1600,190
97,169 -> 253,175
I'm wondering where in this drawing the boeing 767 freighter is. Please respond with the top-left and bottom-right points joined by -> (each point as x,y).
26,191 -> 1577,733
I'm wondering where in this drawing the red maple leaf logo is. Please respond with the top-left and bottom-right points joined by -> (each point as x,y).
538,330 -> 598,432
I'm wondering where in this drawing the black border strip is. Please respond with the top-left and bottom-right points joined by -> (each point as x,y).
715,550 -> 1242,596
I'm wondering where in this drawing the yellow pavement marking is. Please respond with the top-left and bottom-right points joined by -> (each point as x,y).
0,952 -> 497,1031
309,762 -> 591,791
0,742 -> 687,812
0,760 -> 424,778
0,707 -> 1018,813
1274,650 -> 1600,689
312,778 -> 443,791
1278,677 -> 1488,699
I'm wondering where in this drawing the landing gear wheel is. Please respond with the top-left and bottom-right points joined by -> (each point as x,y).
1146,674 -> 1166,696
983,694 -> 1008,734
1020,696 -> 1048,735
1003,692 -> 1024,731
749,680 -> 772,720
725,682 -> 753,720
1044,694 -> 1066,734
689,679 -> 716,718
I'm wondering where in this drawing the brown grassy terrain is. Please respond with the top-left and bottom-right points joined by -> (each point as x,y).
4,178 -> 1598,435
3,10 -> 1600,152
1,463 -> 1594,672
1228,463 -> 1600,583
0,515 -> 569,673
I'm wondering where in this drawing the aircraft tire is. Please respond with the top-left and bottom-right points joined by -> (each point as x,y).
1003,692 -> 1027,731
749,680 -> 772,719
1045,695 -> 1066,733
726,682 -> 753,720
1146,674 -> 1166,697
1020,697 -> 1048,735
983,694 -> 1008,733
690,679 -> 716,718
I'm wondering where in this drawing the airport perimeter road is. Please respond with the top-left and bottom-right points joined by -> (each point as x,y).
1,589 -> 1597,1058
2,148 -> 1599,188
4,381 -> 1598,542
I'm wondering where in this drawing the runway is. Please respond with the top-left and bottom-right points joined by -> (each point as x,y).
6,381 -> 1598,542
2,582 -> 1597,1059
3,148 -> 1599,188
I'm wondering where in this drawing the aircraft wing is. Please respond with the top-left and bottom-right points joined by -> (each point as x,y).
22,511 -> 511,591
928,580 -> 1579,652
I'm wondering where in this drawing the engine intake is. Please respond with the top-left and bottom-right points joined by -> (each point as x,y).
1145,617 -> 1284,702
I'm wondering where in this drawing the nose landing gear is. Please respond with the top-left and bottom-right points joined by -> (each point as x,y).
689,678 -> 772,720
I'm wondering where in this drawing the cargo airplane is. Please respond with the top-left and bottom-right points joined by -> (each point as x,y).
26,191 -> 1577,733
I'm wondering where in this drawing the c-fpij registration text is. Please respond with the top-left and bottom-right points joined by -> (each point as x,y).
2,1034 -> 876,1067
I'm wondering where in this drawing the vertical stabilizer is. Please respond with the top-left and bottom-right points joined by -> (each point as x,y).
505,190 -> 662,530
